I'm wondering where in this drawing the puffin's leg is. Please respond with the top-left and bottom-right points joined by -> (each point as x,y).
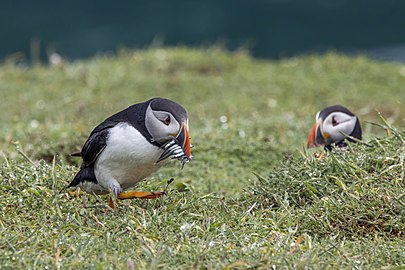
108,185 -> 123,210
108,190 -> 165,209
117,178 -> 173,200
108,197 -> 115,209
117,191 -> 166,200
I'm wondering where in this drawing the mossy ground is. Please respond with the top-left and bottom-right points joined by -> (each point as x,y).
0,47 -> 404,269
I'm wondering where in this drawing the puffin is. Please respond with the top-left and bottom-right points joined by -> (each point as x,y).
307,105 -> 362,151
68,98 -> 191,206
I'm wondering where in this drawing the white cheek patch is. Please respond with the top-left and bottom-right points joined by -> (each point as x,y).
322,112 -> 357,142
145,105 -> 180,140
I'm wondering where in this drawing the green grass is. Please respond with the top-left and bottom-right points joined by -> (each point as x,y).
0,47 -> 404,269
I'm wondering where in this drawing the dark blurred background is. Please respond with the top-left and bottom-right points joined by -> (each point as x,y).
1,0 -> 405,63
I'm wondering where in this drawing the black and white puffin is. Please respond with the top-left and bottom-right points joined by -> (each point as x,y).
68,98 -> 191,205
307,105 -> 362,151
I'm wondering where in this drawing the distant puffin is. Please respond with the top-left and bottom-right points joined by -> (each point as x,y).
307,105 -> 362,151
68,98 -> 191,205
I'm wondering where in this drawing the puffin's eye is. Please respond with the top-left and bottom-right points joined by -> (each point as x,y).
162,116 -> 171,126
332,116 -> 338,126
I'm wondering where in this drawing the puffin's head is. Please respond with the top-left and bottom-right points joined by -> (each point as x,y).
145,98 -> 191,160
307,105 -> 361,148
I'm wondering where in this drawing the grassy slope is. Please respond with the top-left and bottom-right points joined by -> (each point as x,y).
0,47 -> 404,269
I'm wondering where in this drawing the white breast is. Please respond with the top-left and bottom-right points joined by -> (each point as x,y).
93,123 -> 166,192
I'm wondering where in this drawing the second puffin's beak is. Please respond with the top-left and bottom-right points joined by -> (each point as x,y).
307,119 -> 331,148
177,123 -> 191,159
307,122 -> 319,148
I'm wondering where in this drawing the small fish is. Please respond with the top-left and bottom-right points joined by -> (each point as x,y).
156,139 -> 190,168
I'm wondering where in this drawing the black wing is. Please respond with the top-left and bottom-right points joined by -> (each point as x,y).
68,120 -> 118,187
80,127 -> 110,167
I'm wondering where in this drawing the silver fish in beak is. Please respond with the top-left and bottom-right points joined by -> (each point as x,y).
156,139 -> 190,168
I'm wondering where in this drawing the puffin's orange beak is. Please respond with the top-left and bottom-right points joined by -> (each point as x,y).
307,119 -> 330,148
307,122 -> 318,148
182,126 -> 191,159
307,119 -> 323,148
176,122 -> 191,160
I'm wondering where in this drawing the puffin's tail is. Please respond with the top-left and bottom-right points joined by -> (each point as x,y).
70,151 -> 82,157
67,166 -> 97,188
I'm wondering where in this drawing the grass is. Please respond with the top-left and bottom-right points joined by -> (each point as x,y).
0,47 -> 404,269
